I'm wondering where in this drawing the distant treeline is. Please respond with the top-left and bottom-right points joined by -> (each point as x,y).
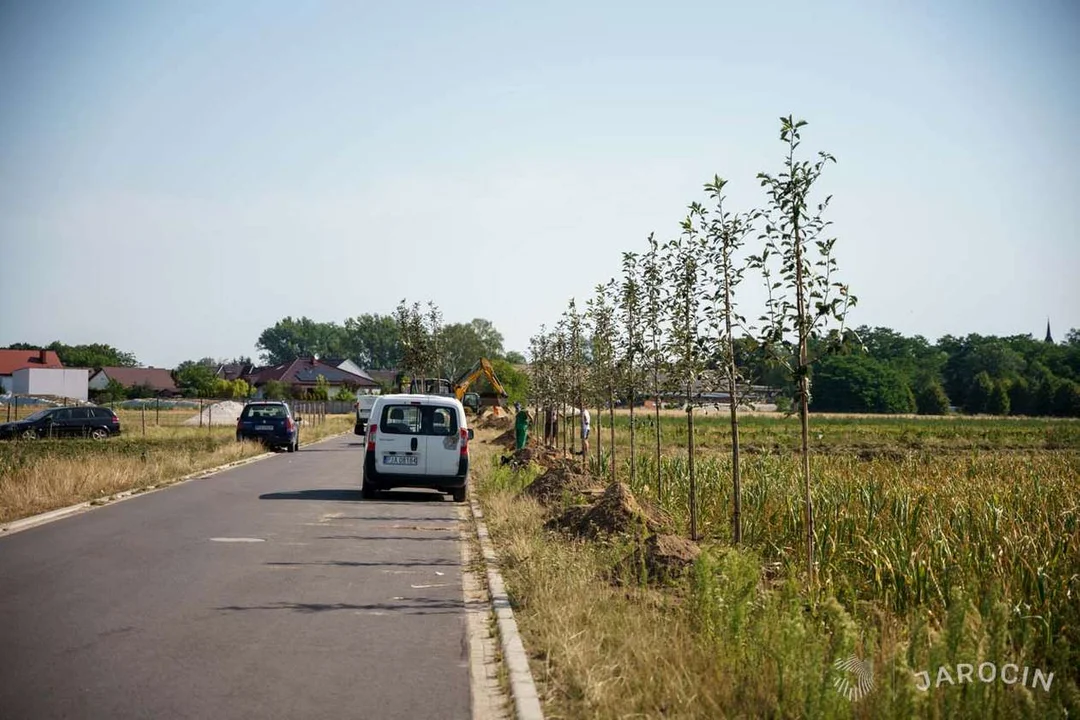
740,325 -> 1080,416
7,324 -> 1078,416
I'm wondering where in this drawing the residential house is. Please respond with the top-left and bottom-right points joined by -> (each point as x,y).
364,369 -> 400,392
247,357 -> 380,399
0,349 -> 64,394
215,362 -> 258,382
319,358 -> 381,394
89,367 -> 179,396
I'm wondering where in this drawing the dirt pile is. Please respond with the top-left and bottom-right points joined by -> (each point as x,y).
567,482 -> 665,538
183,400 -> 247,426
642,534 -> 701,579
478,415 -> 513,432
523,459 -> 595,506
612,533 -> 701,585
548,481 -> 665,537
502,443 -> 563,470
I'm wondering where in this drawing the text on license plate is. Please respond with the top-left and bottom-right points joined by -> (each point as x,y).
384,455 -> 418,466
255,425 -> 274,431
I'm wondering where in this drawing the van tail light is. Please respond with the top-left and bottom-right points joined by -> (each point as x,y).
367,423 -> 377,452
459,428 -> 468,456
286,417 -> 295,432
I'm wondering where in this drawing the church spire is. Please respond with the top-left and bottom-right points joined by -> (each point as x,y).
1045,318 -> 1054,343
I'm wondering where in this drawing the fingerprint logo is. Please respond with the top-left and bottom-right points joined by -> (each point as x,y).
833,655 -> 875,701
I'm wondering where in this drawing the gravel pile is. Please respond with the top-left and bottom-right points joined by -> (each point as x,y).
183,400 -> 247,426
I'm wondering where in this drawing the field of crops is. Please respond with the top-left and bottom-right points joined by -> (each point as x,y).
477,413 -> 1080,718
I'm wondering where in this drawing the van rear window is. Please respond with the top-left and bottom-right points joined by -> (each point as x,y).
380,405 -> 458,436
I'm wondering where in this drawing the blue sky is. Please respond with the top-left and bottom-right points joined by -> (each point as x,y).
1,0 -> 1077,367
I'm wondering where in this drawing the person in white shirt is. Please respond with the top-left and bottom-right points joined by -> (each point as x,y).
580,407 -> 591,456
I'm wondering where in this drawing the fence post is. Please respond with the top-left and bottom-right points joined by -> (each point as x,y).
13,395 -> 18,421
156,398 -> 160,426
142,405 -> 146,436
209,402 -> 213,431
5,395 -> 9,422
199,399 -> 204,429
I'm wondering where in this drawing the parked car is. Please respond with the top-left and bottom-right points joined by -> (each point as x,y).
354,395 -> 377,435
362,394 -> 473,502
235,401 -> 301,452
0,405 -> 121,440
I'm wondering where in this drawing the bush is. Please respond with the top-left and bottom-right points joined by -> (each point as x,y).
1008,377 -> 1032,415
1053,380 -> 1080,417
334,387 -> 357,403
809,354 -> 917,414
915,380 -> 950,415
263,380 -> 290,400
987,381 -> 1011,416
966,371 -> 995,414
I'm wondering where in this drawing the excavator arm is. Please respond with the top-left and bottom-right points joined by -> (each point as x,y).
453,358 -> 508,402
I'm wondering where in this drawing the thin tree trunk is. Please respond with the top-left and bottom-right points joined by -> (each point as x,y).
562,402 -> 567,455
724,276 -> 742,545
596,401 -> 602,473
608,390 -> 616,485
629,370 -> 636,487
654,366 -> 662,502
793,211 -> 814,586
687,380 -> 697,541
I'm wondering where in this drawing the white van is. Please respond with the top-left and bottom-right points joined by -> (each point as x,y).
362,394 -> 474,502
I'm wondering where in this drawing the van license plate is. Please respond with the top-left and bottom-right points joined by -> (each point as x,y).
255,425 -> 273,431
384,455 -> 418,466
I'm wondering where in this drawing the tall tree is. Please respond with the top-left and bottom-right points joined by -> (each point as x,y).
750,116 -> 856,585
641,233 -> 667,500
342,314 -> 402,369
703,176 -> 755,545
618,252 -> 643,487
256,317 -> 346,365
587,281 -> 618,481
665,204 -> 710,541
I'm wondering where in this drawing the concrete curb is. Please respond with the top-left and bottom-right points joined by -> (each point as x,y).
470,497 -> 545,720
0,431 -> 350,537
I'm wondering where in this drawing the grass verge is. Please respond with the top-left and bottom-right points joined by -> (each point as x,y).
0,415 -> 351,523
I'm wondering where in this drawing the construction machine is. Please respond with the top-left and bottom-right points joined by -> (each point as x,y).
453,358 -> 508,413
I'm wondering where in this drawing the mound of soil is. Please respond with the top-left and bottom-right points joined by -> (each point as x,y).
643,534 -> 701,579
611,533 -> 701,586
523,459 -> 594,506
570,482 -> 665,538
544,504 -> 592,533
481,414 -> 514,431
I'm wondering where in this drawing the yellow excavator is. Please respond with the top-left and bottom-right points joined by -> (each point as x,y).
453,358 -> 508,413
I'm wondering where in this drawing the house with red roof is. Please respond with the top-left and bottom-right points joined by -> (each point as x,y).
88,367 -> 179,397
247,357 -> 380,398
0,349 -> 64,394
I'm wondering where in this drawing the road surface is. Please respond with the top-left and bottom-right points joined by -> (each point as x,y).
0,436 -> 476,720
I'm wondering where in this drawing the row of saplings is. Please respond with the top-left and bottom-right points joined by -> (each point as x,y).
488,421 -> 701,583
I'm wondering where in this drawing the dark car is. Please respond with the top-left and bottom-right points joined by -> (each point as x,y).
0,405 -> 121,440
235,401 -> 300,452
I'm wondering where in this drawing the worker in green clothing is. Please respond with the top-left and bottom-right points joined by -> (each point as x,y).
514,402 -> 530,451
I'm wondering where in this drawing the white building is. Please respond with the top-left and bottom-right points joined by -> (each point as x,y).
11,368 -> 89,402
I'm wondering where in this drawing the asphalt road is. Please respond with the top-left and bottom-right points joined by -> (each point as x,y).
0,436 -> 474,720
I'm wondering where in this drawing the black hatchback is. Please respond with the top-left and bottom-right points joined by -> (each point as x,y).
235,401 -> 301,452
0,405 -> 122,440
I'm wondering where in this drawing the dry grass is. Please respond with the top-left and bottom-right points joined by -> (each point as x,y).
0,415 -> 351,523
473,417 -> 1080,719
